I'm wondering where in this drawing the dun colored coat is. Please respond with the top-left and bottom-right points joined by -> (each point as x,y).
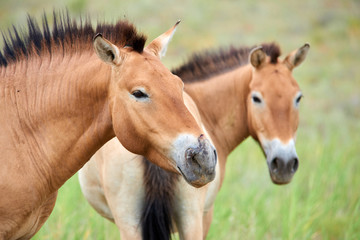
79,42 -> 309,239
0,13 -> 217,239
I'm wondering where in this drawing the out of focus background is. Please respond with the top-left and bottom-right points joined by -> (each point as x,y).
1,0 -> 359,239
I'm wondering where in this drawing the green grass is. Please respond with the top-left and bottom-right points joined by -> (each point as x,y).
1,0 -> 359,239
209,133 -> 360,240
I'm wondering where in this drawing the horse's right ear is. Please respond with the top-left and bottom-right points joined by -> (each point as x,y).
145,20 -> 180,59
250,46 -> 266,69
93,33 -> 125,65
283,43 -> 310,70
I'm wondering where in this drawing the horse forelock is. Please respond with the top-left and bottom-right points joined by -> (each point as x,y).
172,42 -> 281,83
0,10 -> 147,67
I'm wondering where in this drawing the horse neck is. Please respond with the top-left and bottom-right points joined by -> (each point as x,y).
184,65 -> 252,162
1,52 -> 114,194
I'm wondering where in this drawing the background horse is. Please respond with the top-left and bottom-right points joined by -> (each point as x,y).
79,42 -> 309,239
0,12 -> 216,239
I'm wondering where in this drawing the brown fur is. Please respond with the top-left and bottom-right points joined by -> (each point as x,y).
172,43 -> 281,82
0,10 -> 146,67
0,12 -> 216,239
78,42 -> 310,240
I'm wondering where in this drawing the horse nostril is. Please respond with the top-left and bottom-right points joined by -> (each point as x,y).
270,158 -> 279,173
185,147 -> 202,169
289,158 -> 299,173
186,148 -> 196,161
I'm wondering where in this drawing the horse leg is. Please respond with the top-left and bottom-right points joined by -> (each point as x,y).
174,212 -> 203,240
118,224 -> 142,240
202,206 -> 214,239
101,154 -> 145,240
113,191 -> 143,240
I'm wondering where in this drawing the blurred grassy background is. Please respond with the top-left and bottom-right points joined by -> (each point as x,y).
1,0 -> 359,239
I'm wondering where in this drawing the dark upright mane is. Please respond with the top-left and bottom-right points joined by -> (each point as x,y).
0,10 -> 147,67
172,43 -> 281,83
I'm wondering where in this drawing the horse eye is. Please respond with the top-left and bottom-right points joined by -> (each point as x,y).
295,95 -> 303,104
132,90 -> 148,99
252,96 -> 262,104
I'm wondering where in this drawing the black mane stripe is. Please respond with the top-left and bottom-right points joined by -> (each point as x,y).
0,10 -> 147,67
172,42 -> 281,83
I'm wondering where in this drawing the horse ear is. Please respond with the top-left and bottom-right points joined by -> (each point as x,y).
249,46 -> 266,69
93,33 -> 125,65
284,43 -> 310,70
145,20 -> 180,59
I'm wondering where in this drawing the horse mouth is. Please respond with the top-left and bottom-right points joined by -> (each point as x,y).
177,166 -> 185,176
270,175 -> 292,185
268,170 -> 294,185
177,166 -> 213,188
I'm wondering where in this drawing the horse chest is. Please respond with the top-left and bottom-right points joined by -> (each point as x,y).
0,191 -> 57,240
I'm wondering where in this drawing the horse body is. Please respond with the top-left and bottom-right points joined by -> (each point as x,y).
0,51 -> 113,239
79,42 -> 309,239
79,59 -> 247,240
0,13 -> 216,239
79,92 -> 221,239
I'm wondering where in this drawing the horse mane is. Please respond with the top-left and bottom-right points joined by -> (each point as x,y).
172,43 -> 281,83
0,10 -> 147,67
141,157 -> 179,240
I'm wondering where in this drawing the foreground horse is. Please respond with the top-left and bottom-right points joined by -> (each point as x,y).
0,13 -> 217,239
79,42 -> 309,239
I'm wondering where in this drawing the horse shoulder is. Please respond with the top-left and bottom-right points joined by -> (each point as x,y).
0,191 -> 57,240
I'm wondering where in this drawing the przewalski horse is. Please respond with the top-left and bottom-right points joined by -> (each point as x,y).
0,12 -> 216,240
79,42 -> 309,239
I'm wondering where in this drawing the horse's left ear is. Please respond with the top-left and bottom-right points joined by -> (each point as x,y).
145,20 -> 180,59
284,43 -> 310,70
93,33 -> 126,66
249,46 -> 267,69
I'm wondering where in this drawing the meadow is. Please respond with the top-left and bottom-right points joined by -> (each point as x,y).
1,0 -> 359,239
